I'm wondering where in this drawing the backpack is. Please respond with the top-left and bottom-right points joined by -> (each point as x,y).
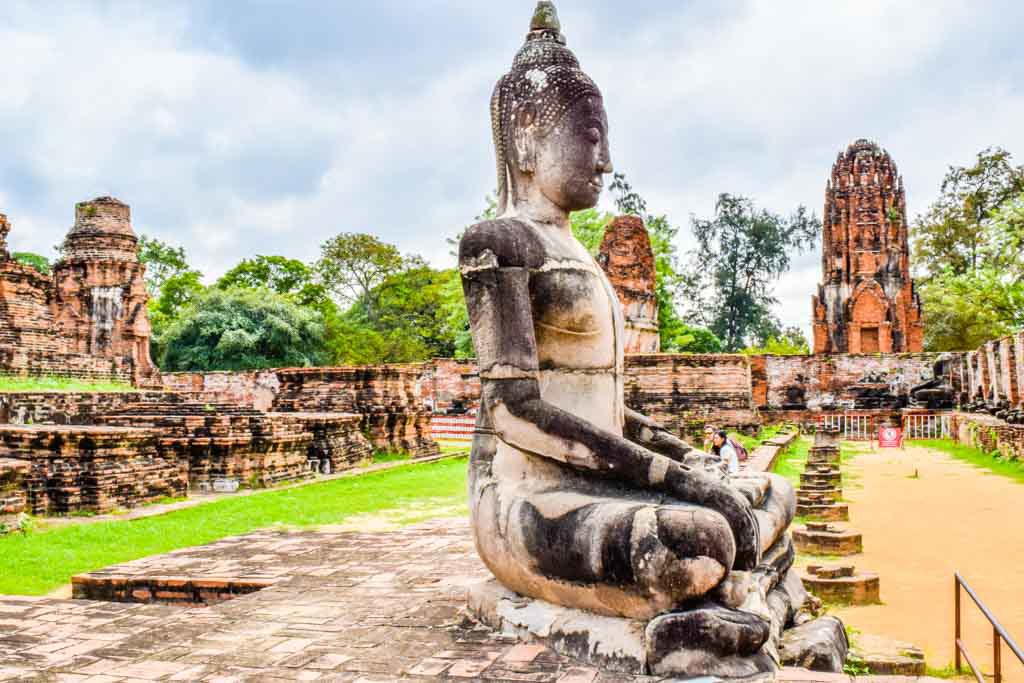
729,437 -> 749,462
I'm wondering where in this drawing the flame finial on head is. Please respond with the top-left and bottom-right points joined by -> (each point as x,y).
490,1 -> 601,214
530,1 -> 561,33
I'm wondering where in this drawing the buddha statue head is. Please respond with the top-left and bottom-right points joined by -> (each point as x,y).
491,1 -> 613,216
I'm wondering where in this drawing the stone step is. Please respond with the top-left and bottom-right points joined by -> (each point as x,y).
800,565 -> 880,605
798,488 -> 843,503
849,633 -> 927,677
796,502 -> 850,521
793,523 -> 863,556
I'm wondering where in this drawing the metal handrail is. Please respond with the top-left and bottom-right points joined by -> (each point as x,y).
955,572 -> 1024,683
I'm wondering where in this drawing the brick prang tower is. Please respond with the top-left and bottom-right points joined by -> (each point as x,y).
51,197 -> 159,385
597,215 -> 660,354
812,140 -> 924,354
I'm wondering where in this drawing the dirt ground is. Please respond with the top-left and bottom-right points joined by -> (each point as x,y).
828,444 -> 1024,678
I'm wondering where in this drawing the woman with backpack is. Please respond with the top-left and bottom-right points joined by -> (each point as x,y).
711,429 -> 741,474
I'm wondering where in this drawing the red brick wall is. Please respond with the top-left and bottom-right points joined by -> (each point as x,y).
624,354 -> 759,435
416,359 -> 481,413
161,371 -> 281,411
760,353 -> 949,409
951,412 -> 1024,460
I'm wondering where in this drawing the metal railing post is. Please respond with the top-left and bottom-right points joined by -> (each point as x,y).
956,576 -> 962,674
994,627 -> 1001,683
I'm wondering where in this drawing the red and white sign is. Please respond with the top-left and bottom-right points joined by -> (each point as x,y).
878,426 -> 903,448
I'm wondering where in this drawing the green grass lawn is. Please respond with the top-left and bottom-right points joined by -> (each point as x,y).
732,424 -> 784,453
914,439 -> 1024,485
770,435 -> 811,487
0,456 -> 469,596
0,375 -> 136,393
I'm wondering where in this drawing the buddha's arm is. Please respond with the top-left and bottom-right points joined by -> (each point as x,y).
460,223 -> 760,569
623,408 -> 695,463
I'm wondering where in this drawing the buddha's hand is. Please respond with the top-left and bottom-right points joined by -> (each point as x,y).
665,465 -> 761,571
648,428 -> 694,462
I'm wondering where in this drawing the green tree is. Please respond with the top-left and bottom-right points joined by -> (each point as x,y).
687,194 -> 819,352
742,326 -> 811,355
137,235 -> 194,298
217,255 -> 327,307
373,261 -> 461,360
919,269 -> 1022,351
136,236 -> 206,364
918,195 -> 1024,350
912,148 -> 1024,350
571,208 -> 612,254
913,147 -> 1024,278
661,322 -> 723,353
11,252 -> 50,274
160,288 -> 326,371
439,273 -> 475,359
316,233 -> 405,323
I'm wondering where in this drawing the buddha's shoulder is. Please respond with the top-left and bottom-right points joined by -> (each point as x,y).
460,217 -> 544,269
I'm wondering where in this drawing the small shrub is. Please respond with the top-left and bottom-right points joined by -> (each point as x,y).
843,655 -> 870,677
0,514 -> 35,536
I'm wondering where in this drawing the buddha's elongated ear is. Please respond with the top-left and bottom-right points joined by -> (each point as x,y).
512,103 -> 539,174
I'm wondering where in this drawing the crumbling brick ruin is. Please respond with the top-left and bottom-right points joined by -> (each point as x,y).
598,215 -> 660,354
813,140 -> 924,354
0,391 -> 379,518
0,198 -> 158,386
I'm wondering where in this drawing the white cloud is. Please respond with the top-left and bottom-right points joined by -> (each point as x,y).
0,0 -> 1022,348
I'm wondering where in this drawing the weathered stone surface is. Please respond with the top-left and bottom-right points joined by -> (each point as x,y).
598,215 -> 659,354
797,503 -> 851,522
645,605 -> 775,679
797,488 -> 844,504
800,566 -> 880,605
793,524 -> 863,556
780,616 -> 849,672
812,140 -> 923,354
468,580 -> 647,674
800,468 -> 842,487
808,446 -> 841,466
469,578 -> 800,679
849,633 -> 926,676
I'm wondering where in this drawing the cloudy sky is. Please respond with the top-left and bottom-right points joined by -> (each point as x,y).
2,1 -> 1023,340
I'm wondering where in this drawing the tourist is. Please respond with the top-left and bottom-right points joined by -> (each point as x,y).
702,424 -> 716,452
711,430 -> 740,474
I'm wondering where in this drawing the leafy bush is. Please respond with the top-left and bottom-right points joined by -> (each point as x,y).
159,287 -> 327,371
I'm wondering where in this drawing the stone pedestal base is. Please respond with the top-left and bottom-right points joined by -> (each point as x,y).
466,574 -> 847,680
793,523 -> 863,556
796,502 -> 850,521
849,633 -> 926,676
801,566 -> 880,605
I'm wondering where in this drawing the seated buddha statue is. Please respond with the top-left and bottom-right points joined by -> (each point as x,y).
460,1 -> 797,669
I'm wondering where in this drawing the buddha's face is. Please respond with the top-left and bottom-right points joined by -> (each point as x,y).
531,95 -> 613,212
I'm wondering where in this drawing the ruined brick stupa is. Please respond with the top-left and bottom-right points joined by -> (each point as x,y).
598,215 -> 660,353
812,140 -> 924,354
0,197 -> 158,386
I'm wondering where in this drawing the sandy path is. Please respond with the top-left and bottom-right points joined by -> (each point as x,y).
829,445 -> 1024,678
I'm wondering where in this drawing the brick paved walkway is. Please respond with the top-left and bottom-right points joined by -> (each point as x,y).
0,517 -> 943,682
